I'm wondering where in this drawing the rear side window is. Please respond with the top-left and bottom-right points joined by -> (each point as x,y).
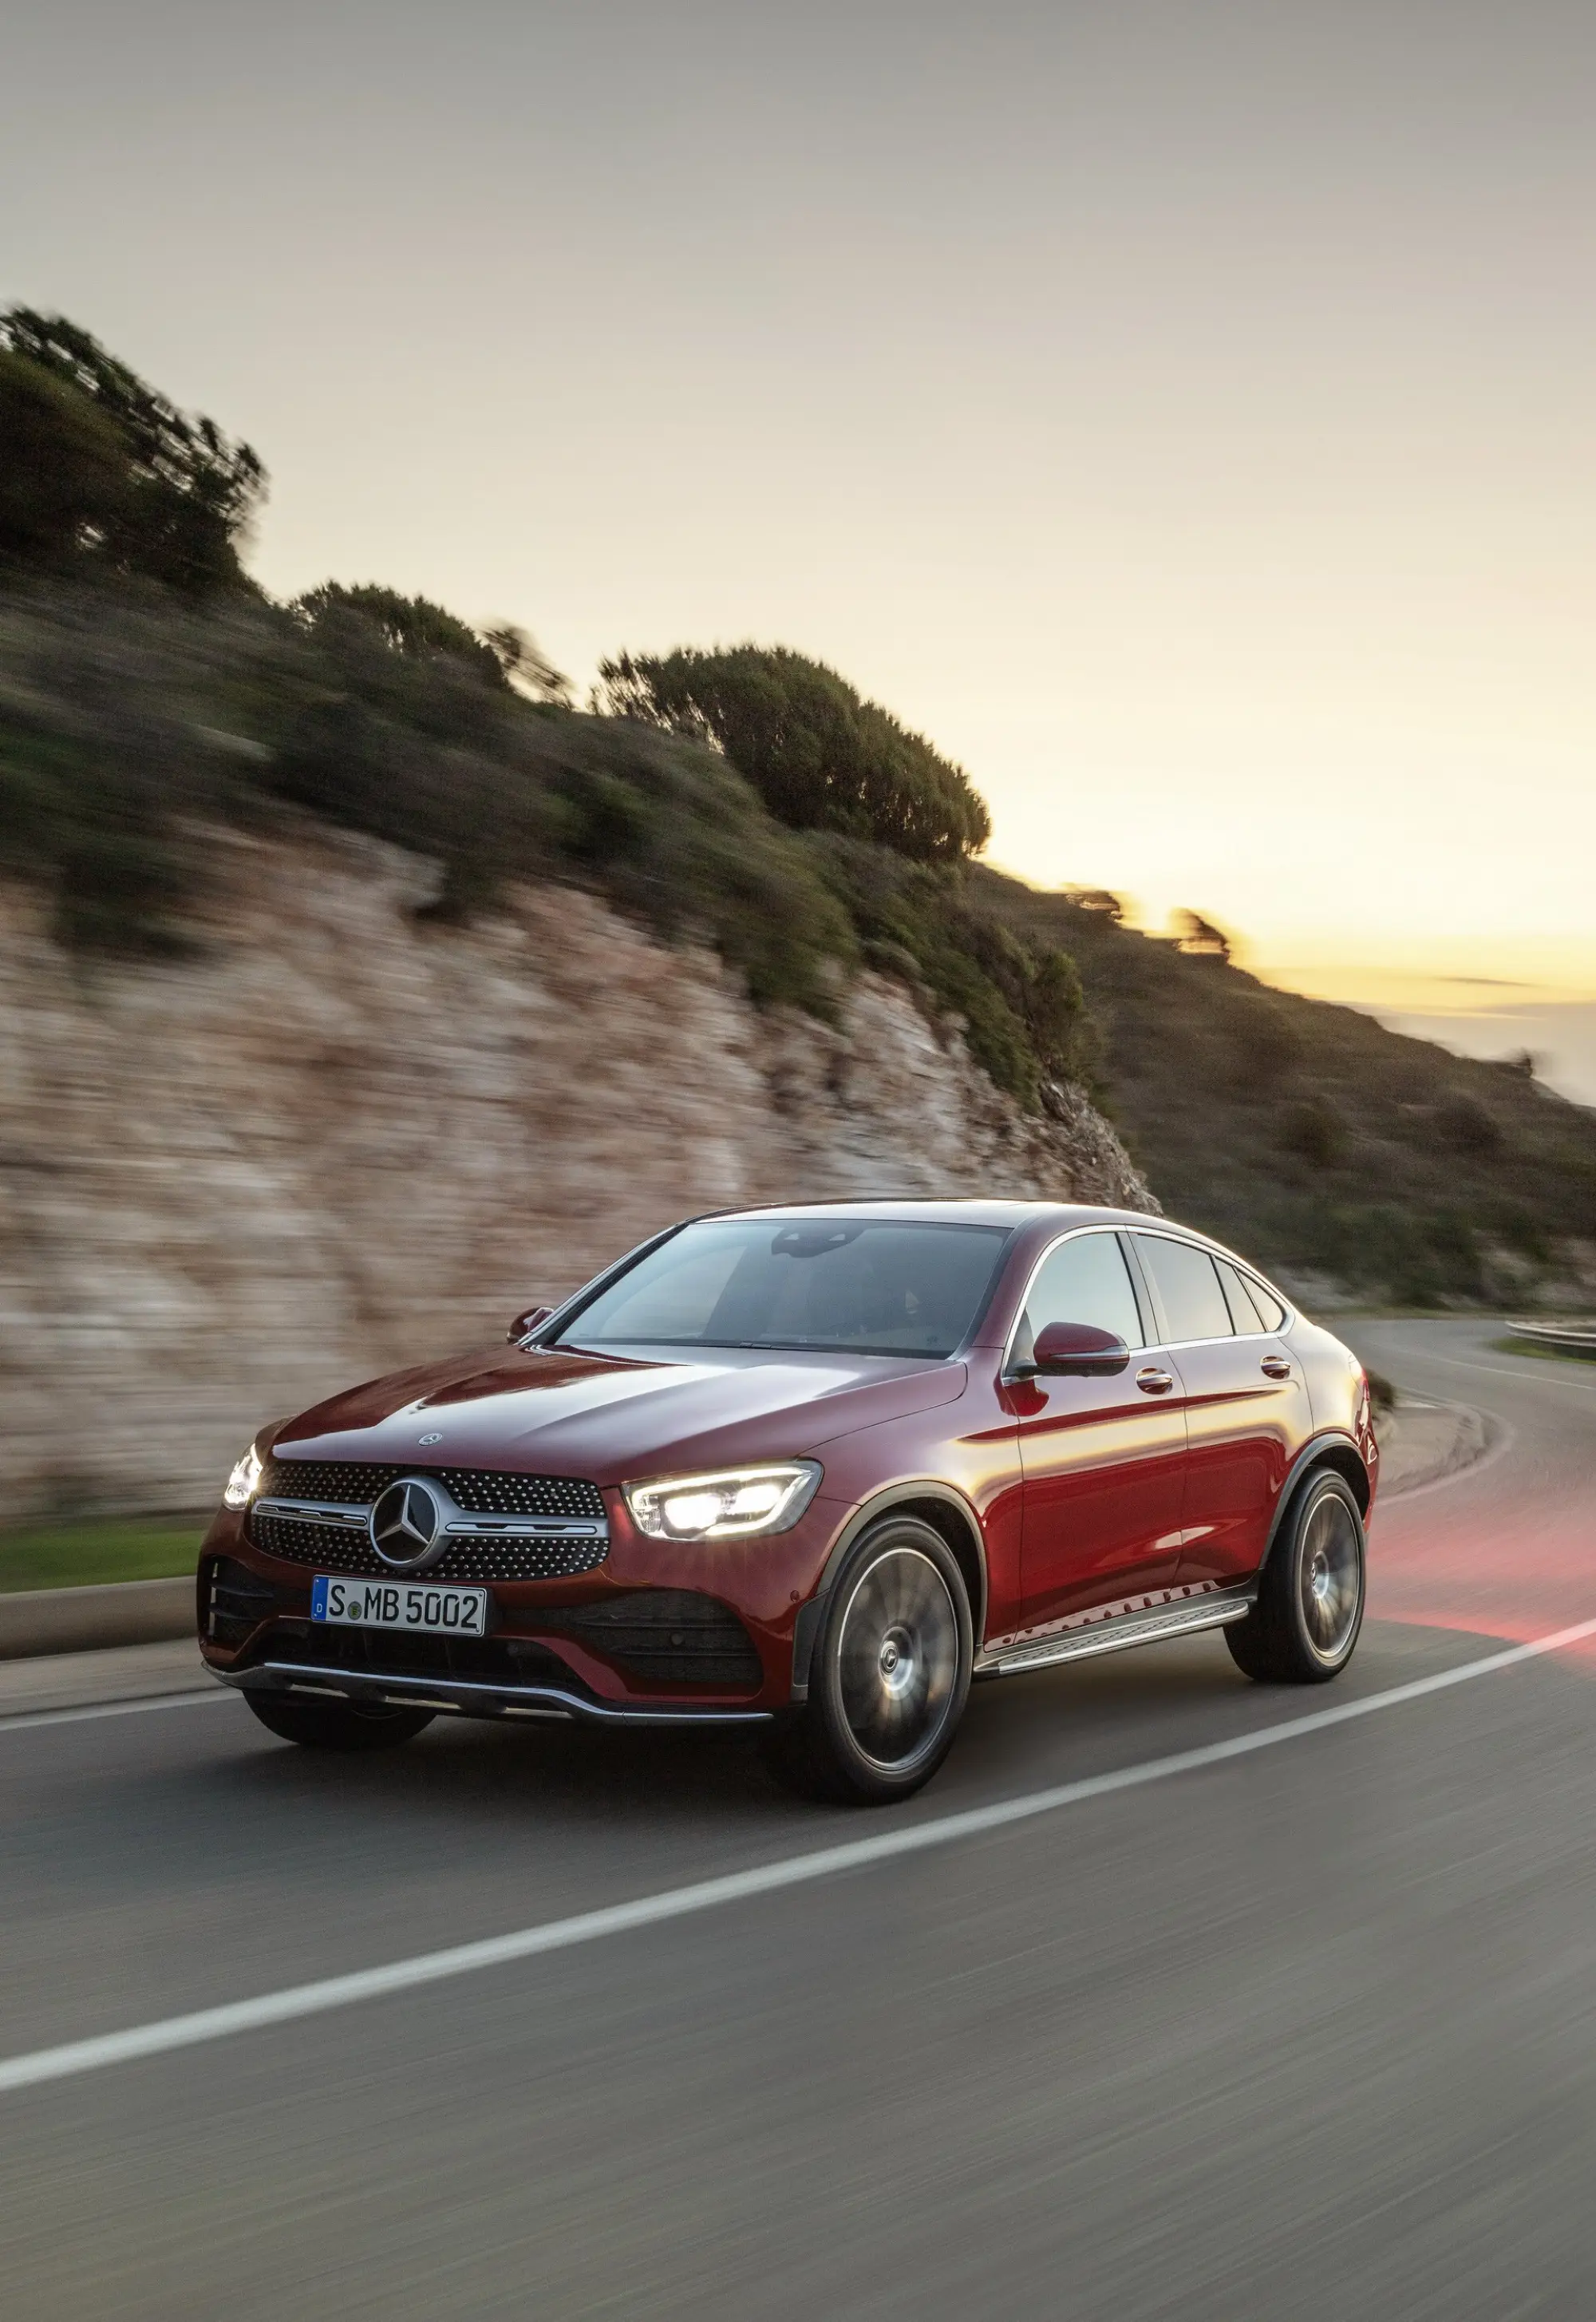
1242,1274 -> 1288,1332
1136,1235 -> 1233,1343
1215,1257 -> 1267,1334
1017,1231 -> 1144,1360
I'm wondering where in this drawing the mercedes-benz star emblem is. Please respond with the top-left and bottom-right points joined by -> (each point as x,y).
369,1477 -> 446,1570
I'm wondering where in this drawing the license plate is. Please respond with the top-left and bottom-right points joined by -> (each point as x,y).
311,1574 -> 489,1637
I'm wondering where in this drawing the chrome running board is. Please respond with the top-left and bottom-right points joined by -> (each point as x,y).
987,1590 -> 1254,1678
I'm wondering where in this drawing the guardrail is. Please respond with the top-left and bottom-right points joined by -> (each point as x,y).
1505,1320 -> 1596,1356
0,1578 -> 193,1661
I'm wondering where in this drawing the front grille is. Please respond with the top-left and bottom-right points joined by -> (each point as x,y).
541,1592 -> 763,1690
260,1459 -> 605,1521
249,1510 -> 608,1583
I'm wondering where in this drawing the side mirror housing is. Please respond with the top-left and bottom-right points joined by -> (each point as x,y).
508,1304 -> 554,1344
1030,1321 -> 1131,1377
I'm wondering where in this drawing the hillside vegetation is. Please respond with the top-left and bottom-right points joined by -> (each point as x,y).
978,870 -> 1596,1305
4,306 -> 1594,1308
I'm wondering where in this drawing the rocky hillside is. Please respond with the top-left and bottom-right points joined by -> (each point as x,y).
0,827 -> 1152,1522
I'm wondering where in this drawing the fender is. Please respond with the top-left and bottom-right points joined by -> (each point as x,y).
1260,1430 -> 1372,1571
789,1479 -> 990,1701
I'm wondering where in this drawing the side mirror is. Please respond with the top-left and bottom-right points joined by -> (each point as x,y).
507,1304 -> 554,1344
1029,1321 -> 1131,1377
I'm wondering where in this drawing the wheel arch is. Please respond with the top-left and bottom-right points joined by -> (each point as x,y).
790,1483 -> 988,1700
1262,1432 -> 1371,1571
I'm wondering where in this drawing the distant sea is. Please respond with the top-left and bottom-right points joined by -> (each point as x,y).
1369,1001 -> 1596,1110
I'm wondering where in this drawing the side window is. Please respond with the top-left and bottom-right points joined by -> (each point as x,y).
1135,1235 -> 1233,1343
1215,1257 -> 1266,1335
1242,1274 -> 1288,1332
1016,1232 -> 1145,1363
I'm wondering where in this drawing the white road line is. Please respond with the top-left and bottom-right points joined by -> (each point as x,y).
4,1613 -> 1596,2099
0,1690 -> 230,1736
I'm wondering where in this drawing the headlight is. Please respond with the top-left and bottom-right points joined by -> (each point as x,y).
223,1442 -> 263,1510
624,1462 -> 821,1542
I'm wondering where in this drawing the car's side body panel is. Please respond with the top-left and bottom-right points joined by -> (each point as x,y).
1006,1367 -> 1187,1632
1163,1337 -> 1314,1587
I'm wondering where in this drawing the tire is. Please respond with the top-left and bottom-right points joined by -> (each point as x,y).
1227,1470 -> 1365,1685
243,1691 -> 437,1751
768,1517 -> 973,1804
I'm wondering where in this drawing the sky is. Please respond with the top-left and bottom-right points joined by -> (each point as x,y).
4,2 -> 1594,1067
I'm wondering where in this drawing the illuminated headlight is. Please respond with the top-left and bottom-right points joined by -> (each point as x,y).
223,1442 -> 263,1511
624,1463 -> 822,1542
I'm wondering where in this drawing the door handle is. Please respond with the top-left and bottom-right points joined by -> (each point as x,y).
1260,1356 -> 1294,1380
1136,1366 -> 1175,1395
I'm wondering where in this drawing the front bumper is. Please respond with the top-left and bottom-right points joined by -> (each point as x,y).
215,1654 -> 772,1728
196,1481 -> 849,1716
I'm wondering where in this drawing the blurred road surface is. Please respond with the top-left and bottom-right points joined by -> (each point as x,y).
2,1318 -> 1594,2319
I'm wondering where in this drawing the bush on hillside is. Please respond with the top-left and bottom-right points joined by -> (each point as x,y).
0,310 -> 263,596
812,837 -> 1092,1106
0,582 -> 854,1008
596,644 -> 991,863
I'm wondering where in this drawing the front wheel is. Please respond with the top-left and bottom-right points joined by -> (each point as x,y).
243,1691 -> 437,1751
1227,1471 -> 1365,1684
769,1517 -> 973,1804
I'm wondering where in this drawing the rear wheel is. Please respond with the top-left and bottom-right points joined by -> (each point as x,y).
1227,1470 -> 1365,1684
243,1691 -> 436,1751
768,1517 -> 973,1804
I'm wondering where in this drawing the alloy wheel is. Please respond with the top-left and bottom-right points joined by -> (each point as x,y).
836,1546 -> 960,1773
1298,1491 -> 1361,1662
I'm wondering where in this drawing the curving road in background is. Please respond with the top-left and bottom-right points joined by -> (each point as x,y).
2,1319 -> 1595,2318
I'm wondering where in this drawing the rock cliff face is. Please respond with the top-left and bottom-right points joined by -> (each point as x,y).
0,827 -> 1155,1520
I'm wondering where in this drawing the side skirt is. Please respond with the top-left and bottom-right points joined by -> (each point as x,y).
981,1589 -> 1255,1678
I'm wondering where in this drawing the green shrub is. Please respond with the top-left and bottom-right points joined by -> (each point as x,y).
0,581 -> 855,1013
597,644 -> 991,863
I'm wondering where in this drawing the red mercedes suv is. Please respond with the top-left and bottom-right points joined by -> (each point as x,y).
199,1202 -> 1377,1801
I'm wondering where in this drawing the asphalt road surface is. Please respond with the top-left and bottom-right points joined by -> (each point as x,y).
3,1317 -> 1596,2319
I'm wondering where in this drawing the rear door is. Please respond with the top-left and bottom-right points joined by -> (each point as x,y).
1011,1228 -> 1188,1635
1128,1233 -> 1311,1589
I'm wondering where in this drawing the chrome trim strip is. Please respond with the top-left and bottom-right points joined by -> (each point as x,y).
988,1591 -> 1254,1676
255,1495 -> 608,1544
254,1499 -> 368,1526
442,1518 -> 604,1539
218,1660 -> 772,1728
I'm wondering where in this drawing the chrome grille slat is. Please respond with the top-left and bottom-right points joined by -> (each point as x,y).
260,1459 -> 604,1521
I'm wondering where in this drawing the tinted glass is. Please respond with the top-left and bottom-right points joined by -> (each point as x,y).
1136,1235 -> 1233,1342
556,1218 -> 1007,1358
1017,1231 -> 1144,1361
1243,1274 -> 1288,1331
1215,1257 -> 1266,1334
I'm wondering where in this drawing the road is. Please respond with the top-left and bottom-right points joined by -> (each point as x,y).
2,1318 -> 1595,2318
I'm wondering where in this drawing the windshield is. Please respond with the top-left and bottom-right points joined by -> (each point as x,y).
553,1218 -> 1009,1360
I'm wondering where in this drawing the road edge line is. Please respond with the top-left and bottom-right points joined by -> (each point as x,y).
5,1613 -> 1595,2098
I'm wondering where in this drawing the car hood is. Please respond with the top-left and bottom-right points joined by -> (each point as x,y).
270,1342 -> 969,1486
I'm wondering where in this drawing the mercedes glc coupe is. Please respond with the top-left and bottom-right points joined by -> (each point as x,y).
199,1202 -> 1377,1801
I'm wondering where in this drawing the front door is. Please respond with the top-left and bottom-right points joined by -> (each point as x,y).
1011,1229 -> 1188,1639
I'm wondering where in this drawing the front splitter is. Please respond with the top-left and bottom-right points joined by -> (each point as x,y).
214,1658 -> 772,1728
